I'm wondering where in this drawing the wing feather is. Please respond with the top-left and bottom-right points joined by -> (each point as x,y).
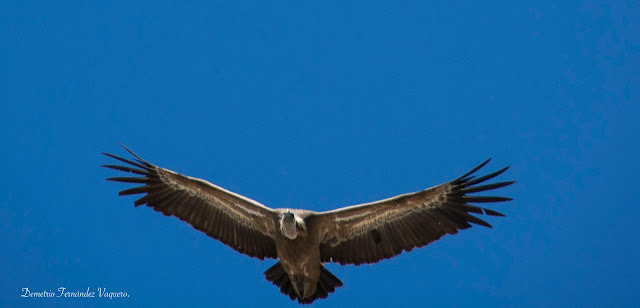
103,145 -> 278,260
312,159 -> 514,265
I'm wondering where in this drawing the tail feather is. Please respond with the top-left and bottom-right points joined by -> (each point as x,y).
264,262 -> 343,304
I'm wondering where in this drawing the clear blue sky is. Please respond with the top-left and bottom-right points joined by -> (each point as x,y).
1,1 -> 638,307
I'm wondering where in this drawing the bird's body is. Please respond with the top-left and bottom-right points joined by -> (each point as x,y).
103,145 -> 514,304
274,211 -> 322,300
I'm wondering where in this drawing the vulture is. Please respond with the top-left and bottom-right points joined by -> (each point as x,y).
103,145 -> 514,304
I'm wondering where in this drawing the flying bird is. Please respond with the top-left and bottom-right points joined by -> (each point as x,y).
103,145 -> 514,304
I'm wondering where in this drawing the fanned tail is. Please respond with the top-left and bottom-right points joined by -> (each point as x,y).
264,262 -> 343,304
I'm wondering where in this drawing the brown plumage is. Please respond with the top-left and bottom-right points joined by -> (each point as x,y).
103,145 -> 515,304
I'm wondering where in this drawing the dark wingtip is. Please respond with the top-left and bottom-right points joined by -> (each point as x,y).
102,152 -> 148,169
106,177 -> 148,183
483,208 -> 506,217
461,165 -> 511,187
119,142 -> 133,155
119,143 -> 152,166
455,158 -> 492,182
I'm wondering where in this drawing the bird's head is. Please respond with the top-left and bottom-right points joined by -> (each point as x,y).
281,210 -> 299,240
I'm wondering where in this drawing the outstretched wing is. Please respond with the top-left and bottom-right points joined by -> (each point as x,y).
102,145 -> 278,260
312,159 -> 514,265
